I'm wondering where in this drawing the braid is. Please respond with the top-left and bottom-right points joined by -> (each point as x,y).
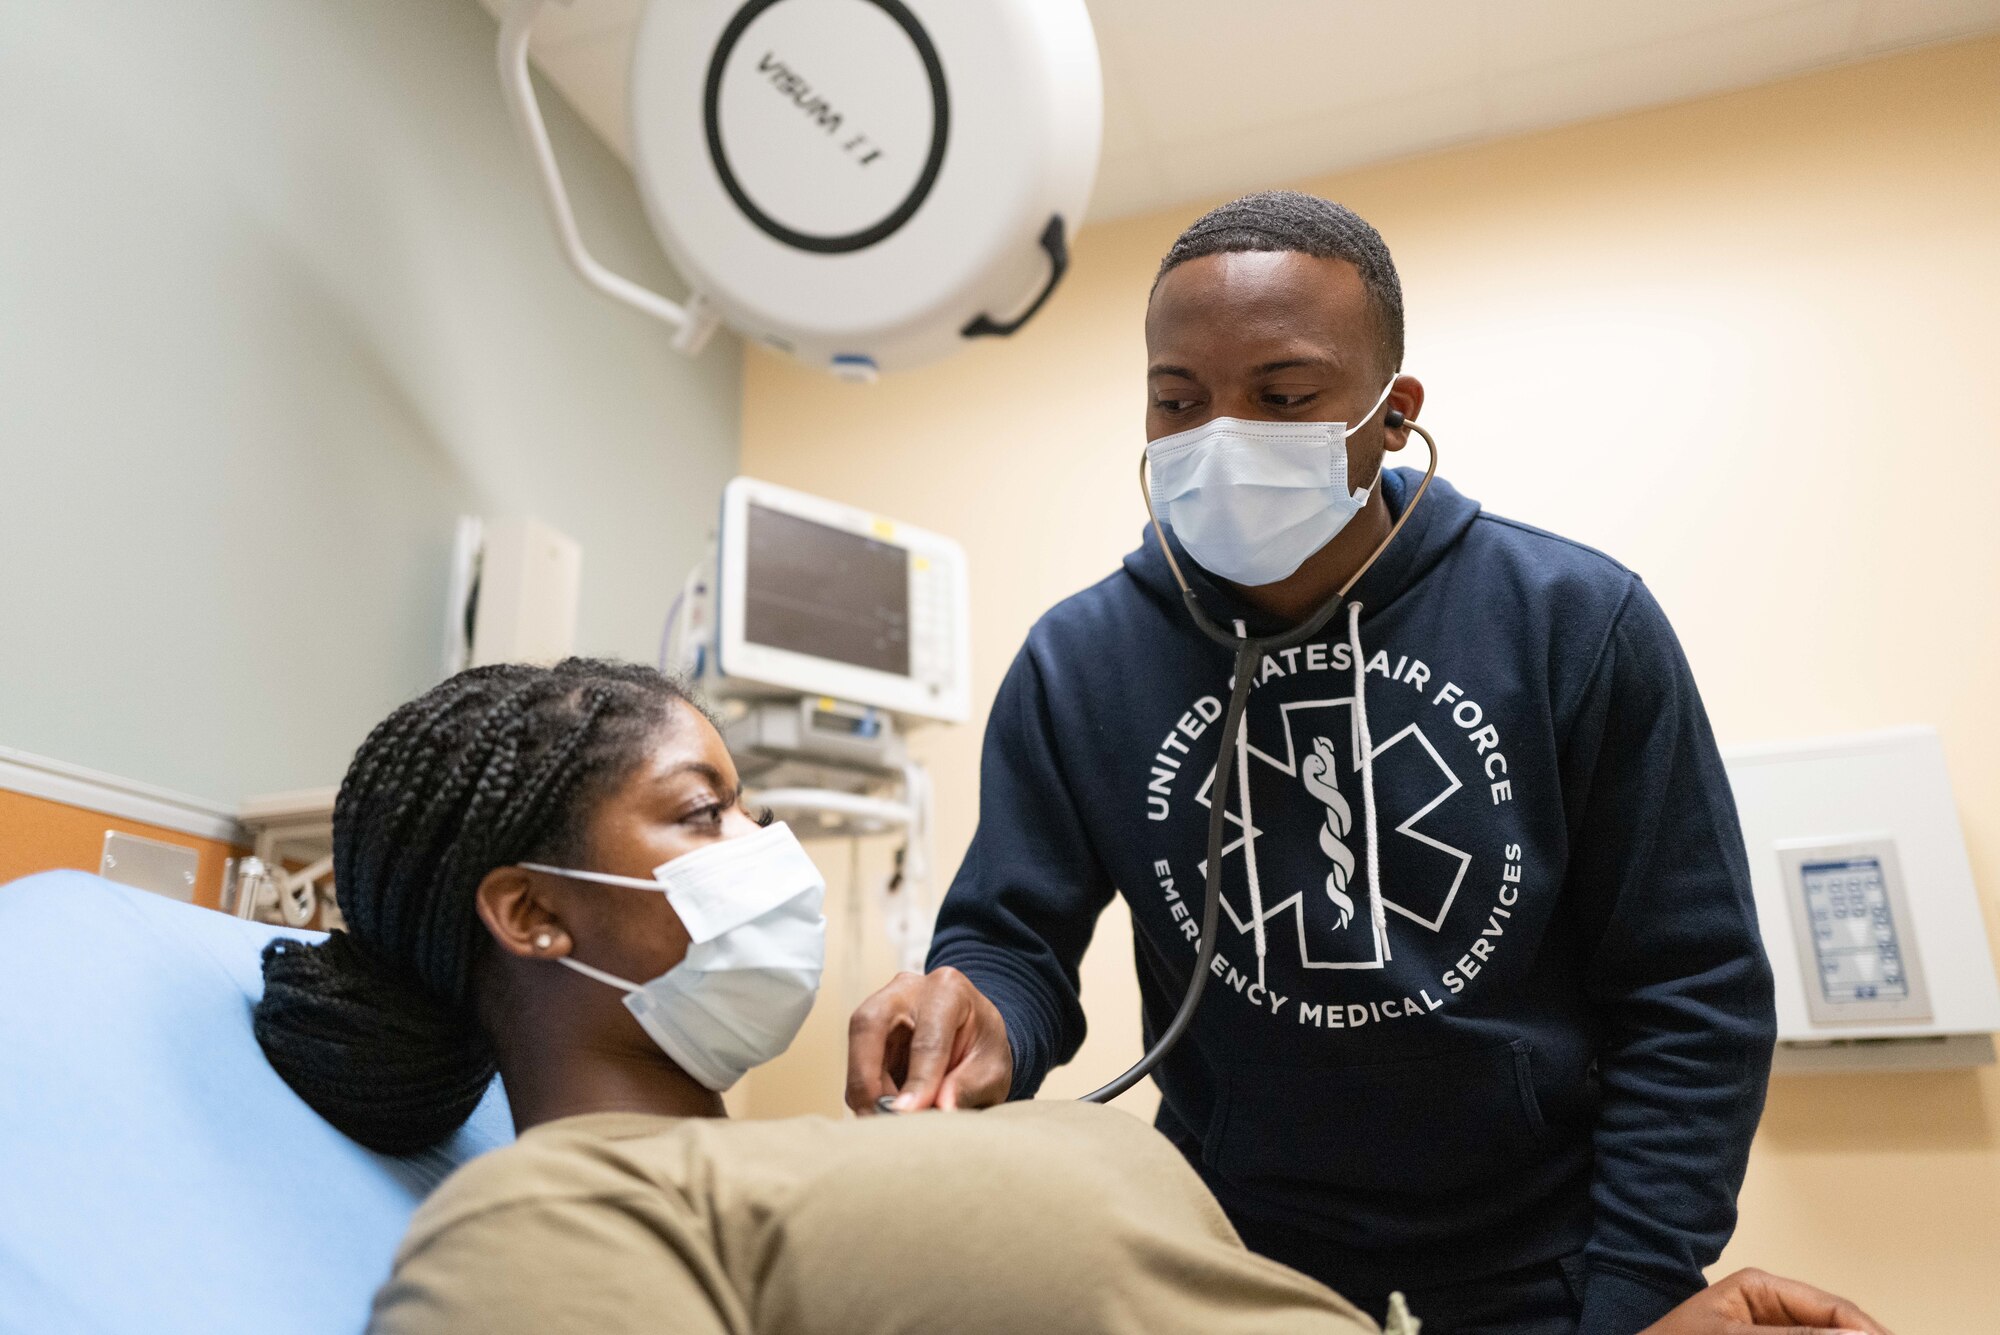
255,935 -> 494,1156
486,689 -> 612,849
1156,189 -> 1404,371
254,659 -> 700,1155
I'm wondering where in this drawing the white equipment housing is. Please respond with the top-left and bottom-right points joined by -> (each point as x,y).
500,0 -> 1103,379
1725,726 -> 2000,1073
442,515 -> 584,675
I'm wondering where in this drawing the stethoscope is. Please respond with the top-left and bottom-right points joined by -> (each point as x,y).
874,404 -> 1438,1116
1074,404 -> 1440,1103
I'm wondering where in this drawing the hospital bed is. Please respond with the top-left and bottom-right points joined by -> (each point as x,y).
0,872 -> 513,1335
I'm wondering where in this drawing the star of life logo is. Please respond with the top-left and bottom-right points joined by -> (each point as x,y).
1193,693 -> 1470,982
1142,641 -> 1528,1015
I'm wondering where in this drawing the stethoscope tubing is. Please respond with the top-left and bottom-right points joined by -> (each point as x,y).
1077,415 -> 1438,1104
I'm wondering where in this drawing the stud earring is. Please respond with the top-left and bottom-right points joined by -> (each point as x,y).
533,932 -> 554,951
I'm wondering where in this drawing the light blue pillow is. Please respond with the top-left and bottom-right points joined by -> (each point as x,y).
0,871 -> 512,1335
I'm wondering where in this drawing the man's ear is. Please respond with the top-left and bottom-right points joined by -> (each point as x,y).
475,867 -> 572,962
1383,374 -> 1426,453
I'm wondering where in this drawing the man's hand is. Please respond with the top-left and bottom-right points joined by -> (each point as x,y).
1641,1268 -> 1893,1335
846,967 -> 1013,1115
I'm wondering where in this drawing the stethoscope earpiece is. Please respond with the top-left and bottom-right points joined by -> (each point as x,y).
1385,408 -> 1405,430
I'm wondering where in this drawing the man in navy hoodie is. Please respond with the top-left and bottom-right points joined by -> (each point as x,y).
847,191 -> 1777,1335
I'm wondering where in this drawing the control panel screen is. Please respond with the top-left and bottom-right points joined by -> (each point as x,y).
1799,854 -> 1908,1004
743,504 -> 910,677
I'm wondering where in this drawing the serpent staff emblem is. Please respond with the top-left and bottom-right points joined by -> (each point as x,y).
1299,735 -> 1357,932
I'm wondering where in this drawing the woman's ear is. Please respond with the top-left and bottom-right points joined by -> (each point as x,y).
475,867 -> 571,962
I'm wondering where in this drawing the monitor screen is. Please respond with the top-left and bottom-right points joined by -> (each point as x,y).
742,503 -> 910,677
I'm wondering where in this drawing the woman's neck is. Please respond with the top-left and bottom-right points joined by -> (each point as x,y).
495,1041 -> 725,1133
484,987 -> 726,1132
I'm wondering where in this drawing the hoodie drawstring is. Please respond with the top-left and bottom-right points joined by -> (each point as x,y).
1232,619 -> 1271,984
1347,600 -> 1388,963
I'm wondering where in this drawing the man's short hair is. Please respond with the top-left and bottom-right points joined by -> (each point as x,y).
1156,190 -> 1404,371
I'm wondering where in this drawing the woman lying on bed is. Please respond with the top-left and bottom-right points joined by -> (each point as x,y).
254,660 -> 1889,1335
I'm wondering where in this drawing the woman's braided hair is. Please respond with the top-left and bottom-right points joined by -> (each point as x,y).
253,658 -> 697,1155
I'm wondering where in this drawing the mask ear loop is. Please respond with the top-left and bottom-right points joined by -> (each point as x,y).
559,955 -> 645,993
518,862 -> 670,893
1342,374 -> 1403,440
518,862 -> 670,994
1085,410 -> 1437,1106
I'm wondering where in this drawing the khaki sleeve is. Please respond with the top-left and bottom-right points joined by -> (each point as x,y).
368,1195 -> 742,1335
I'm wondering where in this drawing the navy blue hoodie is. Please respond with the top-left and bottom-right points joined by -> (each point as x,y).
928,468 -> 1776,1334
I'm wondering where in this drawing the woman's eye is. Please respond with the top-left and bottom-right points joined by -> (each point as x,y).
1154,398 -> 1197,413
753,806 -> 776,829
687,802 -> 727,828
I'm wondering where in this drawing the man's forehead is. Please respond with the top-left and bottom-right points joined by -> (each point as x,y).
1147,250 -> 1373,356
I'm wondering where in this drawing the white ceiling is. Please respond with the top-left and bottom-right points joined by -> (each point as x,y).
482,0 -> 2000,223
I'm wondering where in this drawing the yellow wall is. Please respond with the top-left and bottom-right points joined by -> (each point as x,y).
740,37 -> 2000,1332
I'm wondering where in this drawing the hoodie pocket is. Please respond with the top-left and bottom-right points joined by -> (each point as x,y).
1205,1038 -> 1550,1199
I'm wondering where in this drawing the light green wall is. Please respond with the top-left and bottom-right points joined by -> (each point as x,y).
0,0 -> 741,803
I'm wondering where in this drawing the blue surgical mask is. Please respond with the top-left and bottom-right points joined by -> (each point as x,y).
1144,376 -> 1399,587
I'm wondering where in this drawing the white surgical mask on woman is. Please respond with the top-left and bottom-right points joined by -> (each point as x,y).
1144,375 -> 1399,587
520,822 -> 826,1091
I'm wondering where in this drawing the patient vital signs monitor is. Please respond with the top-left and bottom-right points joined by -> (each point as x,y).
671,477 -> 964,976
699,477 -> 969,724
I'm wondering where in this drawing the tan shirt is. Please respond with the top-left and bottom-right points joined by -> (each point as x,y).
368,1100 -> 1377,1335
